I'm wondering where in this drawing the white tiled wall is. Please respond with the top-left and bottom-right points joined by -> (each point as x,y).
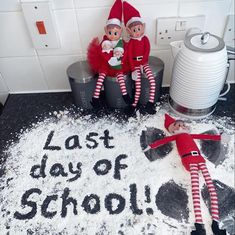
0,12 -> 36,57
0,0 -> 234,94
0,57 -> 47,92
0,73 -> 9,105
39,55 -> 82,90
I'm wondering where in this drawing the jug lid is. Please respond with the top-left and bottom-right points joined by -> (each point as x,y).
184,32 -> 225,52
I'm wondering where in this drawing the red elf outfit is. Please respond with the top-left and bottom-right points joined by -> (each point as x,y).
148,114 -> 226,235
91,0 -> 131,109
123,1 -> 156,114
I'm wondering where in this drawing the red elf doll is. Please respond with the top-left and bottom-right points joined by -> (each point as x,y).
89,0 -> 131,109
123,1 -> 156,115
143,114 -> 227,235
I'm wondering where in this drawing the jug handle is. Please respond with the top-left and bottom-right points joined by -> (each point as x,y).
201,32 -> 210,45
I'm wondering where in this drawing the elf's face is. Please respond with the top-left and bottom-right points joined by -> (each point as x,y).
128,23 -> 145,38
168,121 -> 190,134
105,25 -> 122,41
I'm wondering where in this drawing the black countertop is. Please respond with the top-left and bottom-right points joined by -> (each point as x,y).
0,85 -> 234,168
0,85 -> 234,235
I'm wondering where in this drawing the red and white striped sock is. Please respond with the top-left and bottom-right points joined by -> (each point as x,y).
190,163 -> 203,224
132,67 -> 141,107
117,73 -> 127,95
93,73 -> 106,98
143,64 -> 156,103
198,162 -> 219,221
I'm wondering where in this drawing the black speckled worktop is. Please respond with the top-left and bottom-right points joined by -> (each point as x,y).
0,85 -> 234,162
0,85 -> 234,235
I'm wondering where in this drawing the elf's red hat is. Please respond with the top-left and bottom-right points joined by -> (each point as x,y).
164,114 -> 176,130
123,1 -> 143,27
106,0 -> 122,26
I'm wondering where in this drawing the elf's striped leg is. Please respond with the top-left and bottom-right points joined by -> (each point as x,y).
117,73 -> 127,95
190,163 -> 203,224
93,72 -> 106,98
143,64 -> 156,103
198,162 -> 219,221
132,67 -> 142,107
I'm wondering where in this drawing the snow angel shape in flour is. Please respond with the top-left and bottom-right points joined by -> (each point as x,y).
87,0 -> 131,110
143,114 -> 228,235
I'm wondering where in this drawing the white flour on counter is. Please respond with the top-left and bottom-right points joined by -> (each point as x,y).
0,108 -> 234,235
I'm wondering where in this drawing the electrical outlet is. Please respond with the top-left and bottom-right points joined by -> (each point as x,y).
156,17 -> 182,46
156,15 -> 205,48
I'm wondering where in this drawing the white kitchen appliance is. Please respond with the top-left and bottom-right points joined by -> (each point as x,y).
169,32 -> 228,119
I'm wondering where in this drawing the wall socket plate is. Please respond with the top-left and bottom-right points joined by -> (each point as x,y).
21,1 -> 60,49
156,15 -> 205,48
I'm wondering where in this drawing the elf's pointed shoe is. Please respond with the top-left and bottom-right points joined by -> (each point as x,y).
191,223 -> 206,235
90,97 -> 102,110
211,220 -> 227,235
143,101 -> 156,115
122,94 -> 132,105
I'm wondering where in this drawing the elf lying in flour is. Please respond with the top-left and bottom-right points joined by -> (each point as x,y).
143,114 -> 228,235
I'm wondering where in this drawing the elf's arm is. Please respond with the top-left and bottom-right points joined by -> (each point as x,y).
128,40 -> 135,71
100,36 -> 112,63
122,41 -> 128,62
191,134 -> 221,141
149,135 -> 177,149
142,37 -> 150,65
102,52 -> 113,63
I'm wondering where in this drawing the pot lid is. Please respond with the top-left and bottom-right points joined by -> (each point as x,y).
184,32 -> 225,52
67,61 -> 94,83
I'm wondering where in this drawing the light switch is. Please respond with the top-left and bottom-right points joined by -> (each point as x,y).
175,21 -> 187,31
21,1 -> 60,49
36,21 -> 47,34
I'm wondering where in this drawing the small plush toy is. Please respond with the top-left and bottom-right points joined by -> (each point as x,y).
88,0 -> 131,109
123,1 -> 156,115
143,114 -> 227,235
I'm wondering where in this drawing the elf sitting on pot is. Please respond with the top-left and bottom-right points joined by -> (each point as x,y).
87,0 -> 131,110
123,1 -> 156,115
